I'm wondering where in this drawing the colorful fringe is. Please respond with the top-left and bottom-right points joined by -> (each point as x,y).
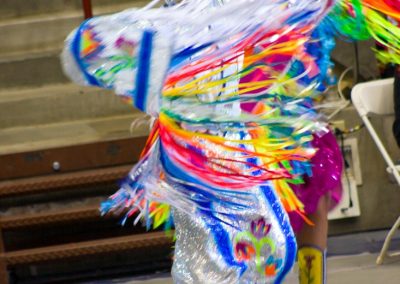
63,0 -> 400,230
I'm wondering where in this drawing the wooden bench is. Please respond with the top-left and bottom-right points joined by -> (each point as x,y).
0,136 -> 172,284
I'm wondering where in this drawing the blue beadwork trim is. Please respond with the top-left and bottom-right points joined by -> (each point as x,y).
134,30 -> 154,112
70,20 -> 101,87
260,185 -> 297,283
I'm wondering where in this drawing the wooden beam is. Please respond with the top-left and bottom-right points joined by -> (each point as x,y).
0,165 -> 131,197
0,205 -> 101,230
0,136 -> 147,180
3,232 -> 172,266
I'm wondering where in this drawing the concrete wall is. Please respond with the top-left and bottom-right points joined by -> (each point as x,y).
0,0 -> 147,88
331,39 -> 380,81
0,0 -> 135,19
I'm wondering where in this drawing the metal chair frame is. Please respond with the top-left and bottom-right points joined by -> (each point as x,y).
352,78 -> 400,264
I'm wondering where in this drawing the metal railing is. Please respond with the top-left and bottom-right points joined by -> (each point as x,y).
82,0 -> 93,19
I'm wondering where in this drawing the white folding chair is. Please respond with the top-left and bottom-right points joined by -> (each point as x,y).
352,78 -> 400,264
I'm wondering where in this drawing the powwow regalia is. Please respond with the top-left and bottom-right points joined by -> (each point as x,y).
62,0 -> 400,282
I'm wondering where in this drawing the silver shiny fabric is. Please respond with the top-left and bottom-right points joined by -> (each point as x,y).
171,184 -> 294,284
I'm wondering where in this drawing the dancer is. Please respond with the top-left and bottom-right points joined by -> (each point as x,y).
62,1 -> 400,283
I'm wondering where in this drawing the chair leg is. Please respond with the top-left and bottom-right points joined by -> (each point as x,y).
376,216 -> 400,265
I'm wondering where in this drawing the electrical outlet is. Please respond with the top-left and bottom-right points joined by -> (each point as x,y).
328,174 -> 361,220
330,120 -> 346,132
340,137 -> 362,186
328,137 -> 362,220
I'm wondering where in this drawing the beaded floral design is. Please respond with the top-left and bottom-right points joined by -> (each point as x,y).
233,218 -> 283,276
